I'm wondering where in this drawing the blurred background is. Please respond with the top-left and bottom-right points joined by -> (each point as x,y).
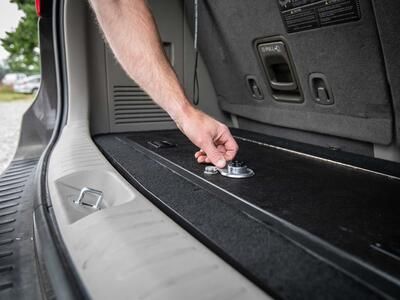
0,0 -> 39,173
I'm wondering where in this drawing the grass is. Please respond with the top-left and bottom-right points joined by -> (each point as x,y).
0,85 -> 33,102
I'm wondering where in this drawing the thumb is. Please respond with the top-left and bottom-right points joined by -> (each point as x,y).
202,141 -> 226,168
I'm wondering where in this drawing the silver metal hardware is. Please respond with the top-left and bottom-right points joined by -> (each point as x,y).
219,161 -> 255,178
204,165 -> 218,175
204,161 -> 255,179
73,187 -> 104,210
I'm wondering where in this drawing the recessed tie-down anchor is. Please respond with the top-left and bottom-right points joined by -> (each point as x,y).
204,160 -> 255,179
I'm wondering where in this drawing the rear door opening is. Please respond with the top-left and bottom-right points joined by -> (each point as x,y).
40,0 -> 400,298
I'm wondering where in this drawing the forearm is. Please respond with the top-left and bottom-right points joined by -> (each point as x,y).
89,0 -> 191,121
89,0 -> 239,167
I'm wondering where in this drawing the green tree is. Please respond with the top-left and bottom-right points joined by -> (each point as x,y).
0,0 -> 39,74
0,63 -> 9,80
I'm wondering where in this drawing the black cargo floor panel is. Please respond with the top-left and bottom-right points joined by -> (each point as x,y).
95,129 -> 400,298
125,131 -> 400,259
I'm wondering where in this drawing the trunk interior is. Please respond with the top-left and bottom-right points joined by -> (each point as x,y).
47,0 -> 400,298
94,129 -> 400,298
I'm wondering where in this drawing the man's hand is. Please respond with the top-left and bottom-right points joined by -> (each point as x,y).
89,0 -> 238,167
176,105 -> 238,168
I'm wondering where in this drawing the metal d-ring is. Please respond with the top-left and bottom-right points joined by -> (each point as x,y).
73,187 -> 104,210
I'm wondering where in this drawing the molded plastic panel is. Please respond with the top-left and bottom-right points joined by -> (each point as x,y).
185,0 -> 394,145
47,2 -> 272,298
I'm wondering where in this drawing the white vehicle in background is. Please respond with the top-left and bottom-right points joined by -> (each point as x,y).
1,72 -> 26,86
13,74 -> 41,94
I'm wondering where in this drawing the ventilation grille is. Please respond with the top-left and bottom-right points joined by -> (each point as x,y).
113,85 -> 172,125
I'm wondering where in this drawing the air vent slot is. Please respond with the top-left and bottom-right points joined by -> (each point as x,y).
112,85 -> 172,125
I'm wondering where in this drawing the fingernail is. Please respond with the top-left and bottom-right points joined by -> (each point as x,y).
216,159 -> 226,168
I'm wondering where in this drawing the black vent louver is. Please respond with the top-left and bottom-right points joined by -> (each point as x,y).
112,85 -> 171,125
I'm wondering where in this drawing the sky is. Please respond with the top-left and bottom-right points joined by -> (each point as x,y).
0,1 -> 24,62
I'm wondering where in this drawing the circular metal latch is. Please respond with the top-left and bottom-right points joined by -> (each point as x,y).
204,161 -> 254,179
220,160 -> 254,178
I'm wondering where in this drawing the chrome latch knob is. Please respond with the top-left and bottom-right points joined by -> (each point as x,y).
204,161 -> 254,179
204,165 -> 219,175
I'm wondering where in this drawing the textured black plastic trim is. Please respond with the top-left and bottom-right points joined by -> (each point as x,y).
0,160 -> 41,299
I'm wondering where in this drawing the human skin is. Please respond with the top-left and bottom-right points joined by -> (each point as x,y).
89,0 -> 238,168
